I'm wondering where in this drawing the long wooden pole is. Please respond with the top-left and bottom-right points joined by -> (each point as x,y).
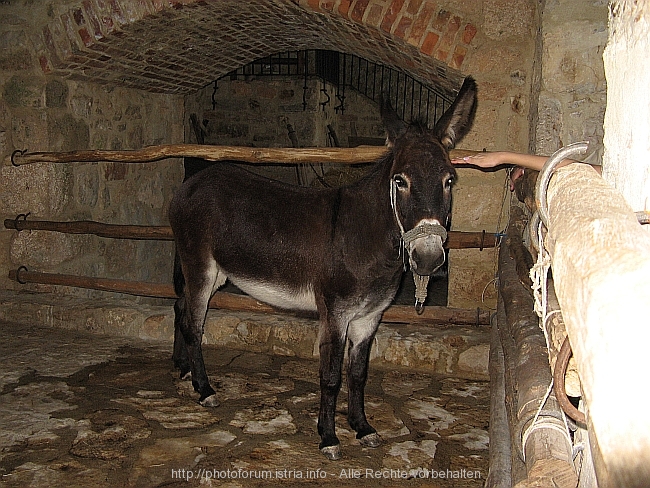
3,218 -> 498,249
8,269 -> 490,326
4,218 -> 174,240
497,205 -> 577,486
486,302 -> 513,487
545,163 -> 650,486
7,144 -> 479,166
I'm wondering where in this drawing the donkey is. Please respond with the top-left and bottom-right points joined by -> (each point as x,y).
169,77 -> 477,460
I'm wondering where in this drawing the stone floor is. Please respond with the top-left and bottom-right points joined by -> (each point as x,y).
0,319 -> 490,487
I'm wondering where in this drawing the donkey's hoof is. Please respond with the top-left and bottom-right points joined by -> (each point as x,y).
359,432 -> 381,448
199,394 -> 220,407
320,444 -> 341,461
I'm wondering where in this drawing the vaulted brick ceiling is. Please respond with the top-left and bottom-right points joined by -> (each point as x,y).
38,0 -> 477,98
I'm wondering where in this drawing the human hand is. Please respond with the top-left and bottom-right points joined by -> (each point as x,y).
450,152 -> 505,169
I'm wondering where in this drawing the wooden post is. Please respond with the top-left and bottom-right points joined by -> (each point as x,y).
545,163 -> 650,487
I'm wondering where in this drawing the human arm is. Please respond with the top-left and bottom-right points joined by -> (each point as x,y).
451,151 -> 550,171
451,150 -> 602,174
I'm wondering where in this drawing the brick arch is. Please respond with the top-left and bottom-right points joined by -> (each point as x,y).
39,0 -> 477,97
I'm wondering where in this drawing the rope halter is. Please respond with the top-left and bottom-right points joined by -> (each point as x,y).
390,179 -> 449,314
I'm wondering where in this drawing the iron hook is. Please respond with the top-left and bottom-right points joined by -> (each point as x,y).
15,266 -> 29,285
13,212 -> 30,231
11,149 -> 27,167
535,142 -> 589,229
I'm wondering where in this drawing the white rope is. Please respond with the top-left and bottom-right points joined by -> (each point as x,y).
413,273 -> 430,311
530,217 -> 551,323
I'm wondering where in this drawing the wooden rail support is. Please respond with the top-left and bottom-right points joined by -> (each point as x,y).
4,217 -> 497,249
7,144 -> 479,166
8,268 -> 490,326
496,205 -> 577,487
4,218 -> 174,240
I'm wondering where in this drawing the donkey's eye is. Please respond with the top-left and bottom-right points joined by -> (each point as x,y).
393,174 -> 408,190
444,176 -> 454,189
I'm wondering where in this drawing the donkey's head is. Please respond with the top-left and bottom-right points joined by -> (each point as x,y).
383,77 -> 477,276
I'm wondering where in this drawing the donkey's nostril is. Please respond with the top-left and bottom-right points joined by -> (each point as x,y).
411,245 -> 445,275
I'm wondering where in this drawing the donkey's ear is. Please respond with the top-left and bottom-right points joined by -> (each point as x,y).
433,76 -> 478,150
381,97 -> 408,147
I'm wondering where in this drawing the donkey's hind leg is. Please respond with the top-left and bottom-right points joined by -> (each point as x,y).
172,299 -> 191,380
172,253 -> 191,380
346,313 -> 382,448
175,256 -> 224,407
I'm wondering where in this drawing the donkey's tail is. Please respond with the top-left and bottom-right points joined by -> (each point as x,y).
173,251 -> 185,297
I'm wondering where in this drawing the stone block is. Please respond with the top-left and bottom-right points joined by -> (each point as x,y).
451,168 -> 508,231
483,0 -> 535,40
45,79 -> 68,108
542,21 -> 607,94
447,248 -> 498,309
457,343 -> 490,377
1,163 -> 71,217
3,75 -> 44,108
74,165 -> 99,207
47,112 -> 90,151
0,31 -> 32,71
10,231 -> 92,268
141,313 -> 174,341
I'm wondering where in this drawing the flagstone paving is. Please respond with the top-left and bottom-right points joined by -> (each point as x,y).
0,320 -> 489,487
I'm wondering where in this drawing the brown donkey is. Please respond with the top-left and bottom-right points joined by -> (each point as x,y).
169,77 -> 477,460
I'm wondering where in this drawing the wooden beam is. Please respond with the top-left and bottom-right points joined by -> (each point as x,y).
505,206 -> 534,290
7,144 -> 480,166
4,218 -> 497,249
497,205 -> 577,487
545,163 -> 650,486
486,303 -> 513,488
8,269 -> 490,325
4,218 -> 174,240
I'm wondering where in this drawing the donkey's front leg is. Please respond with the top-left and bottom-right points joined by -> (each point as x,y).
317,318 -> 347,460
347,313 -> 382,448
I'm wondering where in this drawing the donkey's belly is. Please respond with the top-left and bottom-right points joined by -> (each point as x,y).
229,277 -> 318,312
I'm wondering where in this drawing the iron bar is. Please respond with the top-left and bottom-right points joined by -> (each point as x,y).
410,77 -> 415,121
372,57 -> 377,100
426,90 -> 431,126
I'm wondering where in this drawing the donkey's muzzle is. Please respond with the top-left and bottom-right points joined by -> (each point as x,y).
403,223 -> 447,276
410,234 -> 446,276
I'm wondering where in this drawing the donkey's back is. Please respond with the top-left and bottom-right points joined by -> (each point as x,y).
170,162 -> 361,313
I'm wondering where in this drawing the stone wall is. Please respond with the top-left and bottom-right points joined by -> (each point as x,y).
0,1 -> 184,299
534,0 -> 608,157
0,0 -> 608,312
